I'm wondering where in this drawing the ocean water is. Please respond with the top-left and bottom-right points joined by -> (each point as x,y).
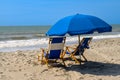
0,26 -> 50,41
0,24 -> 120,52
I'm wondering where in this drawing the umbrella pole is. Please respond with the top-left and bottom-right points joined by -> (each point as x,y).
78,35 -> 82,65
78,35 -> 80,45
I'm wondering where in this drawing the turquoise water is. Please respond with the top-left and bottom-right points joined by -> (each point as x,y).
0,24 -> 119,41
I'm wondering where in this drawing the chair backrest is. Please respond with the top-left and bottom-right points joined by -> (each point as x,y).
48,37 -> 66,59
75,37 -> 92,55
80,37 -> 92,49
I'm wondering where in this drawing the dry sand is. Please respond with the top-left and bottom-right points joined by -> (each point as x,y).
0,38 -> 120,80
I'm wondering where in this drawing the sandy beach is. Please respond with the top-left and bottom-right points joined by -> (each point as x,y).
0,38 -> 120,80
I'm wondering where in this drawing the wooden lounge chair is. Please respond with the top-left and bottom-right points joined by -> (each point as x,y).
66,37 -> 92,64
38,37 -> 66,67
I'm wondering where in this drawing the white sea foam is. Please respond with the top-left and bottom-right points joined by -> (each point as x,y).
0,33 -> 120,52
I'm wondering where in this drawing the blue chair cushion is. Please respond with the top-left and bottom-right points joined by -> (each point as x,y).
48,50 -> 61,59
51,37 -> 63,43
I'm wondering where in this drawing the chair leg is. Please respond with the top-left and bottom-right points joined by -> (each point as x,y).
38,54 -> 45,64
71,54 -> 80,63
61,58 -> 66,67
44,58 -> 49,67
40,53 -> 45,64
60,49 -> 66,59
79,55 -> 82,65
38,54 -> 41,62
82,54 -> 87,62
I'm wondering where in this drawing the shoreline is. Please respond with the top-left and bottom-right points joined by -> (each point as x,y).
0,38 -> 120,80
0,35 -> 120,52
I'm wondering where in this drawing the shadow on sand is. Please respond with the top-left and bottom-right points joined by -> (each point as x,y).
66,61 -> 120,76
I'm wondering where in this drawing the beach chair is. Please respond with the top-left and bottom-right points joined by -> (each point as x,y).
66,37 -> 92,64
38,37 -> 66,67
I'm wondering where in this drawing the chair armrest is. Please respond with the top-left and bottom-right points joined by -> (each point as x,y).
66,46 -> 76,49
41,48 -> 49,58
41,48 -> 49,53
65,45 -> 78,54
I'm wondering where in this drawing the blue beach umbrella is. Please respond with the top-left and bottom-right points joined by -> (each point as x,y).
46,14 -> 112,43
46,14 -> 112,36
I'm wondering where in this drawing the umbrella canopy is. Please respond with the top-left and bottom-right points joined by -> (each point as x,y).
46,14 -> 112,36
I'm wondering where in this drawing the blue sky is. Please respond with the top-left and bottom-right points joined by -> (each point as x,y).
0,0 -> 120,26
